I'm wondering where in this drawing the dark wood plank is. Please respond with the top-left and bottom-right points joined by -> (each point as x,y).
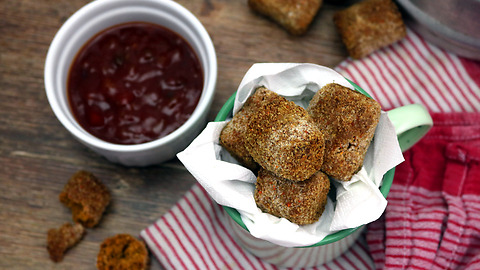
0,0 -> 349,269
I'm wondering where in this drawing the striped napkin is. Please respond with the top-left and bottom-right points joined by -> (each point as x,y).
367,113 -> 480,270
141,28 -> 480,270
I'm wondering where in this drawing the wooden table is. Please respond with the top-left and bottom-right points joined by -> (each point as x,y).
0,0 -> 351,269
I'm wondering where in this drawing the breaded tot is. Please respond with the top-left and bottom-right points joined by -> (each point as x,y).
47,223 -> 85,262
59,170 -> 111,228
255,168 -> 330,225
97,234 -> 150,270
333,0 -> 406,59
245,87 -> 325,181
307,83 -> 381,181
248,0 -> 323,35
219,87 -> 280,171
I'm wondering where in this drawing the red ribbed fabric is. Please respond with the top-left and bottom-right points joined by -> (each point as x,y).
366,113 -> 480,270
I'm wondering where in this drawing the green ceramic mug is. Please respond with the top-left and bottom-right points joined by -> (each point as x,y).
214,79 -> 433,266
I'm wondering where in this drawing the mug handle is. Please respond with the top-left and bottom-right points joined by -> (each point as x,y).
386,104 -> 433,152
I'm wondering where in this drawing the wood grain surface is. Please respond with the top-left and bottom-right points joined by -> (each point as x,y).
0,0 -> 353,269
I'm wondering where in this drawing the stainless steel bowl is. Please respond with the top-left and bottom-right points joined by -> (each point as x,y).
395,0 -> 480,60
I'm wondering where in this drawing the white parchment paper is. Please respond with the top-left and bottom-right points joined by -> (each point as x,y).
177,63 -> 404,247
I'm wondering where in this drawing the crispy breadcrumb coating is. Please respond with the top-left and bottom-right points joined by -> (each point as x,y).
47,223 -> 85,262
255,168 -> 330,225
245,87 -> 325,181
97,234 -> 149,270
307,83 -> 381,181
249,0 -> 323,35
219,87 -> 280,171
333,0 -> 406,59
59,170 -> 111,228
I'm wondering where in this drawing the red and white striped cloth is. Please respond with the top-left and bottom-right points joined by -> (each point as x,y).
335,29 -> 480,113
141,28 -> 480,269
141,184 -> 374,270
367,113 -> 480,270
336,28 -> 480,270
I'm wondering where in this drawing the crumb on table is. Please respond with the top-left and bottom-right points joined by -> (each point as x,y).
47,223 -> 85,262
59,170 -> 111,228
97,234 -> 150,270
333,0 -> 406,59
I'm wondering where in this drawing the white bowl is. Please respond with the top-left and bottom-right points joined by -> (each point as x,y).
45,0 -> 217,166
396,0 -> 480,60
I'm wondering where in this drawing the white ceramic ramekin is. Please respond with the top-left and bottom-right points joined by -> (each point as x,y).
45,0 -> 217,166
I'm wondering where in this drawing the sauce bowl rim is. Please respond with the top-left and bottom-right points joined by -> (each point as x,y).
45,0 -> 217,153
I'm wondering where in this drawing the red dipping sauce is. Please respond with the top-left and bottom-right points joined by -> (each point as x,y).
68,22 -> 203,145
